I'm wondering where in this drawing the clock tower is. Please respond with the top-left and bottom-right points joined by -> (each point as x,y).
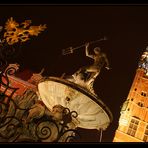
113,47 -> 148,142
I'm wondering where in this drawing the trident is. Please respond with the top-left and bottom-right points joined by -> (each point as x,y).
62,36 -> 107,55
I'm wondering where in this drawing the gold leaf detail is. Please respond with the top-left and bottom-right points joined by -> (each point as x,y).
21,20 -> 32,28
28,24 -> 47,36
5,17 -> 19,31
3,17 -> 47,45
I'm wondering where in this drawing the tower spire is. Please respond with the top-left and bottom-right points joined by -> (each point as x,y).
138,46 -> 148,75
113,46 -> 148,142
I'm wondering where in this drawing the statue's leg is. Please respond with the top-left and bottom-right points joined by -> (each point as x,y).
85,66 -> 99,73
85,71 -> 100,94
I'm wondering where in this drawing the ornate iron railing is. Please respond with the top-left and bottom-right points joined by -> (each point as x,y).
0,41 -> 80,143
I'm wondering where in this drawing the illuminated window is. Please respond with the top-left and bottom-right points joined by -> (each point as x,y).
143,125 -> 148,142
127,118 -> 139,137
138,102 -> 144,107
141,91 -> 147,97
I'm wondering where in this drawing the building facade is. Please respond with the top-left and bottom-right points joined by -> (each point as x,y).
113,48 -> 148,142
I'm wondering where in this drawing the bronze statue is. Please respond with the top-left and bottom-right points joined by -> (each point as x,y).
66,42 -> 110,94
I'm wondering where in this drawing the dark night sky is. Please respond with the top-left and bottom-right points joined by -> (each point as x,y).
0,5 -> 148,142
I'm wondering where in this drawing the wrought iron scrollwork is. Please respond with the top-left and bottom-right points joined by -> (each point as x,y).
0,65 -> 80,142
0,64 -> 22,142
0,64 -> 80,142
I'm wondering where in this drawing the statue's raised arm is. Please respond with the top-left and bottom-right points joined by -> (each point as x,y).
85,42 -> 94,59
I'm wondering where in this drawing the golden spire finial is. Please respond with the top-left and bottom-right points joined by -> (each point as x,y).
3,17 -> 47,45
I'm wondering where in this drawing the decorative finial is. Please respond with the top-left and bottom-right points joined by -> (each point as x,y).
28,68 -> 44,85
39,68 -> 45,75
